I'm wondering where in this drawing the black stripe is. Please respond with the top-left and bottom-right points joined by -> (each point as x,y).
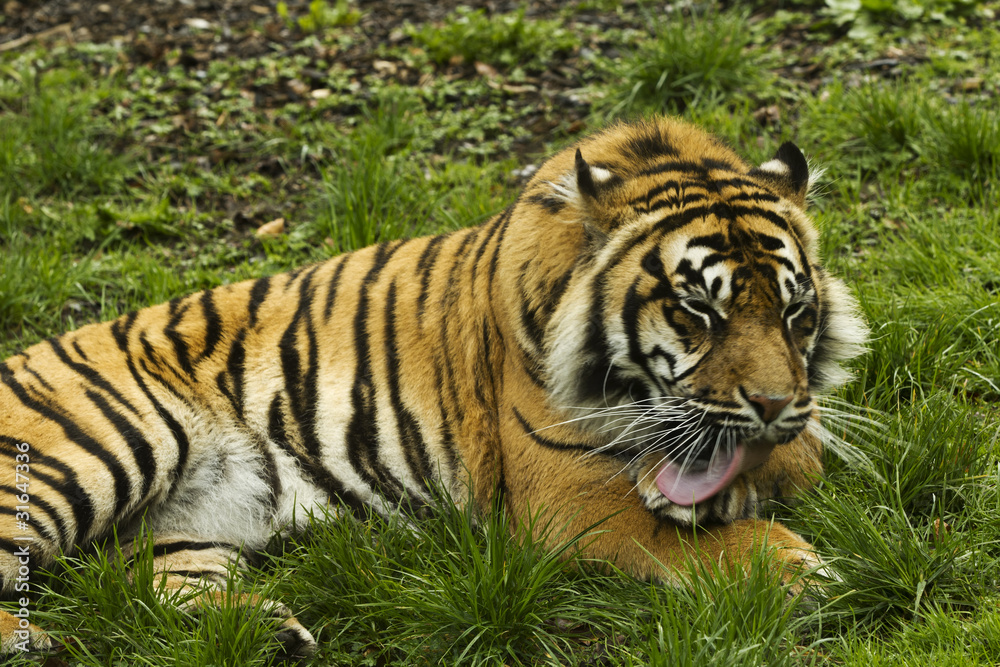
470,208 -> 509,284
135,331 -> 189,400
620,126 -> 678,162
572,271 -> 626,402
542,266 -> 575,323
436,230 -> 479,426
111,315 -> 191,484
345,243 -> 409,507
322,257 -> 348,322
221,327 -> 248,419
628,180 -> 688,208
643,193 -> 709,215
639,160 -> 712,178
0,484 -> 64,546
247,276 -> 272,328
521,347 -> 547,388
416,234 -> 447,325
22,362 -> 54,392
0,364 -> 132,531
487,207 -> 513,293
754,232 -> 786,251
71,340 -> 90,362
622,279 -> 652,373
430,365 -> 461,482
513,407 -> 596,453
47,337 -> 141,416
383,281 -> 434,494
703,157 -> 740,171
0,436 -> 95,545
267,393 -> 290,450
266,392 -> 366,515
278,266 -> 323,461
137,356 -> 187,402
652,205 -> 711,234
274,268 -> 373,514
687,233 -> 731,252
250,431 -> 280,516
198,289 -> 223,360
712,176 -> 771,191
726,191 -> 780,204
526,192 -> 565,215
149,540 -> 231,558
84,388 -> 157,500
164,299 -> 197,380
472,318 -> 492,409
726,205 -> 790,232
517,265 -> 546,352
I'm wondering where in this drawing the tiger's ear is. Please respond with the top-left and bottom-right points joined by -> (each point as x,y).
543,149 -> 623,240
750,142 -> 811,208
574,148 -> 618,200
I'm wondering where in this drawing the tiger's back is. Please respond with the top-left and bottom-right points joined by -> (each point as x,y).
0,117 -> 865,657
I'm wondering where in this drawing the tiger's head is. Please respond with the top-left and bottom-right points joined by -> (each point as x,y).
521,118 -> 867,515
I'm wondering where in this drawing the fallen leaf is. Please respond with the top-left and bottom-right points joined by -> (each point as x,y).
256,217 -> 285,238
958,77 -> 983,92
474,61 -> 499,79
753,105 -> 780,126
932,518 -> 951,544
286,78 -> 309,96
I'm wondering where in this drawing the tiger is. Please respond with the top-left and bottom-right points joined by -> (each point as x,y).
0,117 -> 866,658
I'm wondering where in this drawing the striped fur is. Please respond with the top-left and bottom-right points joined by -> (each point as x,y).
0,118 -> 866,655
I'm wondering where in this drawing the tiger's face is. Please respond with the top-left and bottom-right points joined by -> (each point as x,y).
597,207 -> 818,505
536,121 -> 865,510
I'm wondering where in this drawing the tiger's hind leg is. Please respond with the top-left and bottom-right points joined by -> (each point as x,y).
0,525 -> 59,653
123,535 -> 317,662
0,602 -> 52,654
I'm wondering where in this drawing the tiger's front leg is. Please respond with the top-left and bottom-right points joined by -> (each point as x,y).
629,429 -> 825,526
499,409 -> 821,586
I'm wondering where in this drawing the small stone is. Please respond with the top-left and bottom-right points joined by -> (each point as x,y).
185,18 -> 213,30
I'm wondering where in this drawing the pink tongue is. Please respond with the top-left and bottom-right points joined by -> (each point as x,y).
655,444 -> 746,506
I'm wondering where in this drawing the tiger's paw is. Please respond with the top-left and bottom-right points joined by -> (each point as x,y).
180,591 -> 316,663
0,609 -> 55,655
272,616 -> 318,664
728,519 -> 829,595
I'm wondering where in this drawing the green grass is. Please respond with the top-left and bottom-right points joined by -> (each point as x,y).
2,0 -> 1000,664
408,6 -> 580,70
610,6 -> 766,113
25,530 -> 291,666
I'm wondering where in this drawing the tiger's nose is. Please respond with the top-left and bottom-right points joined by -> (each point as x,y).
746,394 -> 793,424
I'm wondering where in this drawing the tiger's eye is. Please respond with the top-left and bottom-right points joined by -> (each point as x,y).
643,252 -> 664,275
